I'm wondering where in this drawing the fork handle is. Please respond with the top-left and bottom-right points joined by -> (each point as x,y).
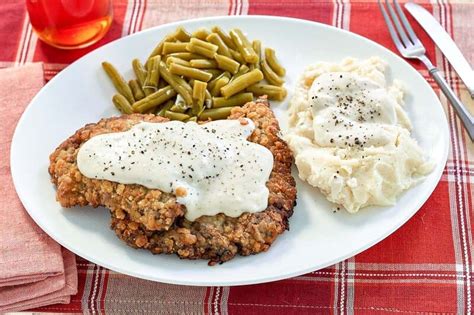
429,68 -> 474,141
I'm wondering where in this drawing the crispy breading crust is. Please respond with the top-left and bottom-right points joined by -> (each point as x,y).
49,114 -> 184,231
49,97 -> 296,264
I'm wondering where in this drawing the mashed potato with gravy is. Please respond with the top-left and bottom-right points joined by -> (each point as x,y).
285,57 -> 433,213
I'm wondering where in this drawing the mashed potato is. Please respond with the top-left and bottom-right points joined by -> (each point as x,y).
285,57 -> 433,213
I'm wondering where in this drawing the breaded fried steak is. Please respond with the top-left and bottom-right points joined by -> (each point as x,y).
49,97 -> 296,264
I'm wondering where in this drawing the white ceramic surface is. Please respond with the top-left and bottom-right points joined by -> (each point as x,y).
10,16 -> 449,286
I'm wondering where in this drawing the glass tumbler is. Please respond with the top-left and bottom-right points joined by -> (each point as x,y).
26,0 -> 113,49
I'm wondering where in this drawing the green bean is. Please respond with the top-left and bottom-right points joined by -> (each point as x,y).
261,58 -> 284,86
185,116 -> 198,122
264,47 -> 285,76
239,64 -> 250,74
220,69 -> 263,98
170,103 -> 188,113
215,54 -> 240,74
203,69 -> 224,80
252,40 -> 261,70
230,49 -> 245,64
186,42 -> 216,59
207,71 -> 230,91
164,94 -> 184,114
210,76 -> 229,97
156,99 -> 174,116
167,66 -> 194,100
229,29 -> 258,64
199,107 -> 233,120
129,79 -> 145,101
144,55 -> 161,91
192,28 -> 210,40
190,38 -> 218,52
211,26 -> 236,50
177,76 -> 193,95
188,79 -> 210,101
102,62 -> 135,104
169,63 -> 213,82
165,57 -> 191,67
192,80 -> 207,103
174,26 -> 191,42
143,86 -> 153,96
132,85 -> 177,113
207,73 -> 222,91
206,33 -> 232,58
205,88 -> 212,100
144,107 -> 157,114
164,110 -> 190,121
246,84 -> 287,101
112,94 -> 134,114
189,59 -> 218,69
213,92 -> 253,108
158,61 -> 193,105
132,58 -> 147,87
167,52 -> 205,61
147,34 -> 176,62
106,26 -> 289,115
162,42 -> 188,55
229,64 -> 250,83
236,65 -> 250,76
192,80 -> 207,115
192,101 -> 205,116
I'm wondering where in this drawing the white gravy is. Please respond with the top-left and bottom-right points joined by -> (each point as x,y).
76,118 -> 273,221
309,71 -> 410,148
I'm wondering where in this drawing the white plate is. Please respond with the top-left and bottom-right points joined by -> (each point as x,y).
10,16 -> 449,286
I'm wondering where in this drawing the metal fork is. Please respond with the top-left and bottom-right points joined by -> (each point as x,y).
378,0 -> 474,140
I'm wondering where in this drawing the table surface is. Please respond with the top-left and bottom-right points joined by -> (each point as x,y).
1,0 -> 473,314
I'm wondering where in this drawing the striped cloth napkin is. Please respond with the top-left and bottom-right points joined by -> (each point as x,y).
0,63 -> 78,312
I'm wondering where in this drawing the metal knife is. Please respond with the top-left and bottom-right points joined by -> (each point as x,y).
405,2 -> 474,98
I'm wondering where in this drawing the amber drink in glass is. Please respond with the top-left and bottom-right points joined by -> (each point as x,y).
26,0 -> 113,49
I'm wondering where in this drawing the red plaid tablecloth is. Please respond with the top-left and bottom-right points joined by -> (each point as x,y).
1,0 -> 473,314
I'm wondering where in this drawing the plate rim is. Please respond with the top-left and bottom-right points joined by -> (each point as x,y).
10,15 -> 450,286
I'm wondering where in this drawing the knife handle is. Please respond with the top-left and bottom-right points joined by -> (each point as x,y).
429,68 -> 474,141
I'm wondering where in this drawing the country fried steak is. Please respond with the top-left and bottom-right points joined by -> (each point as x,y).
49,97 -> 297,264
49,114 -> 183,231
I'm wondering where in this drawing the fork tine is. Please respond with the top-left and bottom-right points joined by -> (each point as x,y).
378,0 -> 405,52
394,0 -> 422,46
384,0 -> 412,47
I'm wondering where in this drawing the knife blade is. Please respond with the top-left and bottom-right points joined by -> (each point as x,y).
405,2 -> 474,98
